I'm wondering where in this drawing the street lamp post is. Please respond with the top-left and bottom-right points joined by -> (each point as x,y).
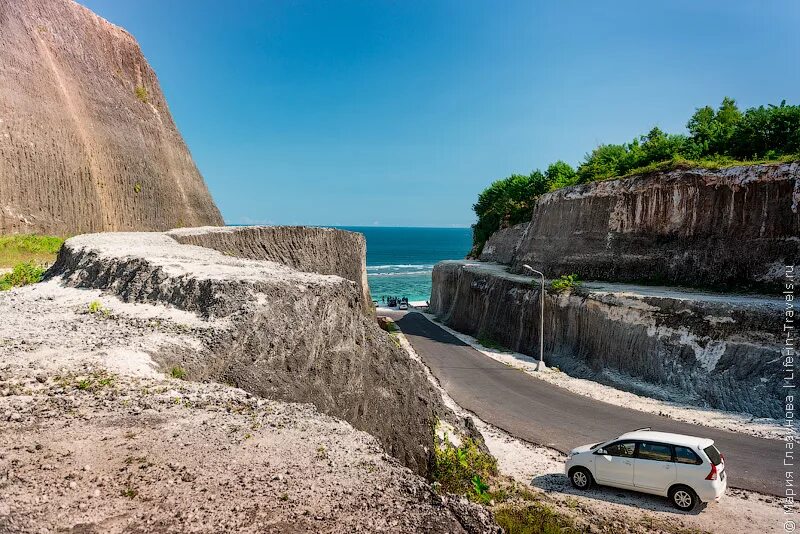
522,264 -> 547,371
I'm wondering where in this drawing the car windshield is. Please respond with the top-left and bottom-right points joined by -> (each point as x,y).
704,445 -> 722,465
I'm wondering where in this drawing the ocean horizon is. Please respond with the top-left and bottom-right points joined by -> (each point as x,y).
230,224 -> 472,302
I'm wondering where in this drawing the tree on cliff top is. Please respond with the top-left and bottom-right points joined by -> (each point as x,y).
470,98 -> 800,255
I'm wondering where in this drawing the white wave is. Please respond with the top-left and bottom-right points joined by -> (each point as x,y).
366,264 -> 435,271
368,270 -> 432,277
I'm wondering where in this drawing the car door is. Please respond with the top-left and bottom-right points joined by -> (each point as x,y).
593,441 -> 636,487
633,441 -> 677,493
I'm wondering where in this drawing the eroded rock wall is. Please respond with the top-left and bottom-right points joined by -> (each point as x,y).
0,0 -> 222,234
510,163 -> 799,292
478,222 -> 529,264
47,230 -> 447,476
431,260 -> 783,418
167,226 -> 371,311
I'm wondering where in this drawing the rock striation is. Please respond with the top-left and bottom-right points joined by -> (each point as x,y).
431,260 -> 784,419
0,0 -> 222,234
478,222 -> 529,264
46,227 -> 451,476
509,163 -> 799,292
168,226 -> 372,311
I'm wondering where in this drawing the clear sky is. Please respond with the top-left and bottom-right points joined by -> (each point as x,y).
79,0 -> 799,227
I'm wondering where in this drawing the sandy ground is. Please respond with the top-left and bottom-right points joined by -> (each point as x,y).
414,311 -> 782,441
393,323 -> 786,534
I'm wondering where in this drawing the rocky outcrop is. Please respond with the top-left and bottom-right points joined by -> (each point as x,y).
507,163 -> 799,292
478,222 -> 529,264
0,0 -> 222,235
46,229 -> 451,476
431,260 -> 784,419
168,226 -> 371,311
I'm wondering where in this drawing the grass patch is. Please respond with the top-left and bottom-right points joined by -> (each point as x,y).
550,274 -> 581,292
494,502 -> 581,534
0,235 -> 63,268
616,153 -> 799,181
133,182 -> 142,194
0,261 -> 47,291
476,336 -> 509,352
134,85 -> 148,103
170,366 -> 187,380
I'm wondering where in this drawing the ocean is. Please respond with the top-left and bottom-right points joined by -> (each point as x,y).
340,226 -> 472,303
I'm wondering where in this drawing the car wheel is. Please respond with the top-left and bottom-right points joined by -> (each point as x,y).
569,467 -> 593,490
669,485 -> 698,511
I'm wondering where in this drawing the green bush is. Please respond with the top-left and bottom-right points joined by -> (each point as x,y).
550,274 -> 581,292
433,435 -> 497,500
170,366 -> 187,380
0,262 -> 46,291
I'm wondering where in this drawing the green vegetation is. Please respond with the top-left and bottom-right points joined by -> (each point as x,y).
0,235 -> 63,268
476,336 -> 510,352
170,366 -> 187,380
0,261 -> 47,291
470,98 -> 800,254
494,502 -> 580,534
135,85 -> 149,103
550,274 -> 581,292
432,432 -> 498,502
87,300 -> 107,315
133,182 -> 142,194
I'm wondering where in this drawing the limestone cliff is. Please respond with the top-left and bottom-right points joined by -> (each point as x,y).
47,227 -> 457,476
168,226 -> 372,311
0,0 -> 222,234
478,222 -> 529,264
508,163 -> 799,292
431,260 -> 783,419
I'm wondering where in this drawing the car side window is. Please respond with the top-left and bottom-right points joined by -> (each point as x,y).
637,441 -> 673,462
674,446 -> 702,465
604,441 -> 636,458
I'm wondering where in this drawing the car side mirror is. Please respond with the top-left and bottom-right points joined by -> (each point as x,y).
594,448 -> 608,455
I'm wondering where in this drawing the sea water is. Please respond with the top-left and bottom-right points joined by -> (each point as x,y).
340,226 -> 472,303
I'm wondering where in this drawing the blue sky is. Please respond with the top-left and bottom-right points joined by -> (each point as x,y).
80,0 -> 799,227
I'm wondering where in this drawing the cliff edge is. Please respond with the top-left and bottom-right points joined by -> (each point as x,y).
0,0 -> 223,234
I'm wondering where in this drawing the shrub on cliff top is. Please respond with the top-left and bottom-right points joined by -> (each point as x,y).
550,274 -> 581,292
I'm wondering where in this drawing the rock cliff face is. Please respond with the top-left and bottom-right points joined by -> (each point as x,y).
168,226 -> 372,311
478,222 -> 529,264
0,0 -> 222,234
431,261 -> 783,419
47,228 -> 450,476
510,163 -> 799,292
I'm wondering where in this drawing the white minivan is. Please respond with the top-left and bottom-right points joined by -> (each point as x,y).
564,429 -> 726,511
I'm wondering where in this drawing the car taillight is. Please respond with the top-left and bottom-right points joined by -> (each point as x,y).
705,462 -> 718,480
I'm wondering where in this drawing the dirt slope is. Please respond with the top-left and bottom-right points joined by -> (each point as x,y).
0,0 -> 222,234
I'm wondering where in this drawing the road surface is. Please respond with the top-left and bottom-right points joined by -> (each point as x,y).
390,311 -> 783,496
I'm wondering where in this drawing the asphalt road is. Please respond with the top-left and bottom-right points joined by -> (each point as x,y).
391,311 -> 783,496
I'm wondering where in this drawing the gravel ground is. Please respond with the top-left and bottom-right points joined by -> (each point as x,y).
0,282 -> 493,533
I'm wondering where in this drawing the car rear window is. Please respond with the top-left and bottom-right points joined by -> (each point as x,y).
674,446 -> 702,465
703,445 -> 722,466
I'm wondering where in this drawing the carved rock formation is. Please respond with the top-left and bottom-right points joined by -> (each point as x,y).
0,0 -> 222,234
